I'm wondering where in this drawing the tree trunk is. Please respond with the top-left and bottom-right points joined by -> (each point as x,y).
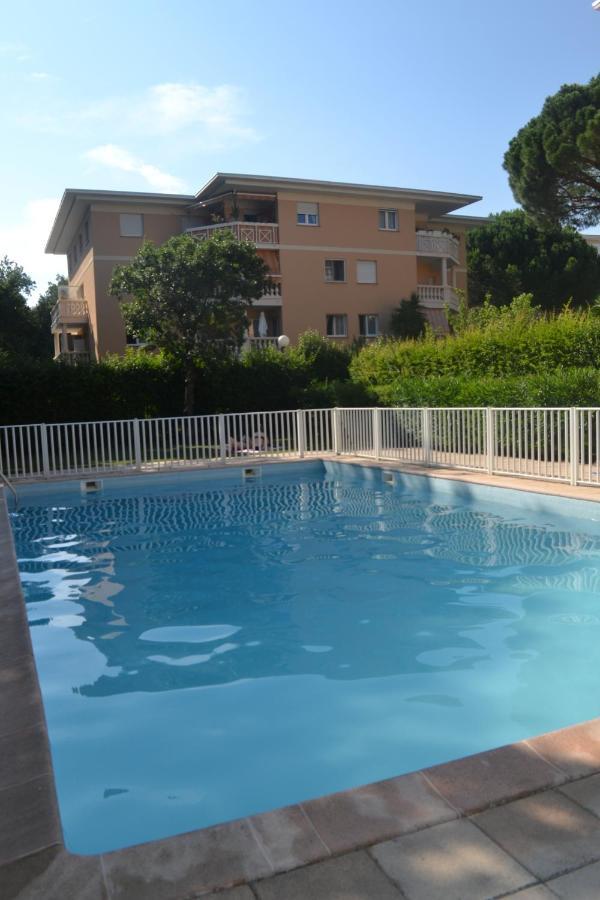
183,362 -> 196,416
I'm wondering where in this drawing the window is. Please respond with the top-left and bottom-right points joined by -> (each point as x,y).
324,259 -> 346,282
326,314 -> 348,337
359,314 -> 379,337
379,209 -> 398,231
356,260 -> 377,283
297,202 -> 319,226
120,213 -> 144,237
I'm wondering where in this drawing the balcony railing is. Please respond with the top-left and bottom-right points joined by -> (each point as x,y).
416,231 -> 460,264
51,299 -> 89,331
247,337 -> 279,350
55,350 -> 91,364
186,221 -> 280,245
417,285 -> 459,310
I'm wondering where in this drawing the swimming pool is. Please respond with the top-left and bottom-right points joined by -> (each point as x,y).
11,461 -> 600,854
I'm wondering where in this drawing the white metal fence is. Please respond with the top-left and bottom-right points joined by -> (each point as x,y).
2,407 -> 600,488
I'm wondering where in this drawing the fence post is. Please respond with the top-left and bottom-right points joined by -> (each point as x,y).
218,414 -> 227,462
40,424 -> 50,478
570,407 -> 579,485
133,419 -> 142,470
296,410 -> 306,458
422,408 -> 432,465
372,408 -> 381,460
486,408 -> 495,474
333,408 -> 342,456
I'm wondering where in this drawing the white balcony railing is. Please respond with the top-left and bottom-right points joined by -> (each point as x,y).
248,337 -> 279,350
187,221 -> 280,245
417,285 -> 459,310
416,231 -> 460,263
55,350 -> 91,364
51,300 -> 89,331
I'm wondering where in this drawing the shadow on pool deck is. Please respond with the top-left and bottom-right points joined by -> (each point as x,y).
3,462 -> 600,899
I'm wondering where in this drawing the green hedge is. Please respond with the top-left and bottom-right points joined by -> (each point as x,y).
372,368 -> 600,408
350,307 -> 600,384
0,333 -> 358,426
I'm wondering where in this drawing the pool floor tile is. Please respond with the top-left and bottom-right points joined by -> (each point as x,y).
526,719 -> 600,780
252,850 -> 403,900
423,742 -> 566,815
0,846 -> 108,900
546,860 -> 600,898
202,888 -> 256,900
301,771 -> 456,855
0,775 -> 62,868
473,790 -> 600,881
249,804 -> 329,872
502,888 -> 556,899
370,818 -> 534,900
101,819 -> 272,900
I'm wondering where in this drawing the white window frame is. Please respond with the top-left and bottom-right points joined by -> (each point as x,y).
356,260 -> 377,284
297,202 -> 319,226
359,314 -> 379,338
378,209 -> 398,231
324,259 -> 346,283
120,213 -> 144,237
326,314 -> 348,337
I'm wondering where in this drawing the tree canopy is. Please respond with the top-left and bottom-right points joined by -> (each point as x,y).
0,258 -> 61,359
466,210 -> 600,310
109,232 -> 271,412
503,74 -> 600,229
389,293 -> 426,339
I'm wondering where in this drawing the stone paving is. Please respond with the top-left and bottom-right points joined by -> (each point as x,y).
4,465 -> 600,898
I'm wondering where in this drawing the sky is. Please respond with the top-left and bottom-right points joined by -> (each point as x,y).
1,0 -> 598,299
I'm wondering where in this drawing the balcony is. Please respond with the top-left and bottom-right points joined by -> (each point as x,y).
253,276 -> 282,307
417,285 -> 460,311
416,231 -> 460,264
56,350 -> 91,365
51,298 -> 89,332
186,221 -> 279,245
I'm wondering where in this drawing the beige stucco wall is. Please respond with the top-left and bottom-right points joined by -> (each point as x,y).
276,192 -> 418,342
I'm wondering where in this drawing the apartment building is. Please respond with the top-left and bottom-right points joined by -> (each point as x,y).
45,173 -> 483,361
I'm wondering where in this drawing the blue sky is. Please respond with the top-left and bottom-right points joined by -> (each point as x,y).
1,0 -> 598,297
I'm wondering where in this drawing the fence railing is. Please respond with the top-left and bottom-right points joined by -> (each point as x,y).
2,407 -> 600,488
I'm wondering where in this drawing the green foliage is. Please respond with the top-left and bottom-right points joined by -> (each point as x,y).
466,210 -> 600,309
287,330 -> 352,381
0,259 -> 61,359
373,368 -> 600,409
503,73 -> 600,228
389,293 -> 426,339
350,303 -> 600,387
110,231 -> 271,413
448,292 -> 540,335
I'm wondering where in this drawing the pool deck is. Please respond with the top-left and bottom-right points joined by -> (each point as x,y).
3,459 -> 600,899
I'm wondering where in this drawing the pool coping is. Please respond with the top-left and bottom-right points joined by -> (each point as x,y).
2,459 -> 600,899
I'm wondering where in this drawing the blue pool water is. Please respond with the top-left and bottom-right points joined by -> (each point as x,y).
11,462 -> 600,854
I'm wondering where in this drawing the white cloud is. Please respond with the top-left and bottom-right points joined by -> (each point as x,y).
0,198 -> 64,300
28,71 -> 52,81
85,144 -> 187,192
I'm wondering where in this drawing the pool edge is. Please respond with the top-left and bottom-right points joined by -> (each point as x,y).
3,463 -> 600,898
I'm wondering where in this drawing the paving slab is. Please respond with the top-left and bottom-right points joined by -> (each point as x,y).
253,850 -> 403,900
201,888 -> 256,900
0,656 -> 45,740
370,818 -> 534,900
546,860 -> 600,899
301,771 -> 456,855
559,773 -> 600,818
473,790 -> 600,881
0,775 -> 62,868
101,819 -> 271,900
0,724 -> 52,792
527,719 -> 600,780
424,742 -> 565,814
249,804 -> 329,872
0,846 -> 107,900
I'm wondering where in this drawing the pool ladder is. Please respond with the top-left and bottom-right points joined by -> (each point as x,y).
0,471 -> 18,510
